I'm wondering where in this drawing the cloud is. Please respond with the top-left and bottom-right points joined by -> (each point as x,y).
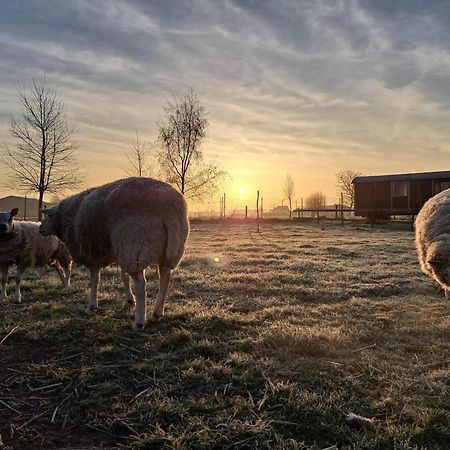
0,0 -> 449,202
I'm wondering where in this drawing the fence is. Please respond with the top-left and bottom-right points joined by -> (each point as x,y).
191,207 -> 416,230
292,206 -> 415,229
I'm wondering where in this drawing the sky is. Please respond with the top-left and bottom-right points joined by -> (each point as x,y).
1,0 -> 450,211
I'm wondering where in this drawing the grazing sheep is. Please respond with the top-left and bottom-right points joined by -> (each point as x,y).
0,208 -> 72,303
39,177 -> 189,330
415,188 -> 450,298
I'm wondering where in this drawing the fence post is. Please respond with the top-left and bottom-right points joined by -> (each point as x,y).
335,204 -> 338,220
301,198 -> 304,218
256,190 -> 260,233
223,193 -> 226,219
317,207 -> 319,224
24,196 -> 27,221
245,205 -> 248,219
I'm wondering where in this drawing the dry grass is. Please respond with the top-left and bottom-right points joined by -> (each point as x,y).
0,221 -> 449,449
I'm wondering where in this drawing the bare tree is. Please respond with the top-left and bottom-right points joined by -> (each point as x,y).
283,174 -> 295,219
157,88 -> 224,200
1,79 -> 83,220
305,191 -> 326,218
122,130 -> 153,178
336,169 -> 361,209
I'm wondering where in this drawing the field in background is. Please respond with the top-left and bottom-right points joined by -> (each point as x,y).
0,222 -> 449,449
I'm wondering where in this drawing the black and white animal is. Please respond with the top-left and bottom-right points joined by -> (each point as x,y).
0,208 -> 72,303
415,189 -> 450,299
39,178 -> 189,331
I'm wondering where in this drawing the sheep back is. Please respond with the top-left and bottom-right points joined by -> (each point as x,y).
0,222 -> 62,269
55,178 -> 189,273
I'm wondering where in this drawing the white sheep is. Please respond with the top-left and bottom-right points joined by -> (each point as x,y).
415,188 -> 450,298
0,208 -> 72,303
39,177 -> 189,331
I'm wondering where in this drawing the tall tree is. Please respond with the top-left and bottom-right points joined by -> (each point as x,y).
305,191 -> 326,218
157,88 -> 223,200
283,173 -> 295,219
122,130 -> 153,178
336,169 -> 361,209
2,79 -> 83,220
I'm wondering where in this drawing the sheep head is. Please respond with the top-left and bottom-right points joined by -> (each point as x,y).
426,237 -> 450,288
39,206 -> 59,237
0,208 -> 18,235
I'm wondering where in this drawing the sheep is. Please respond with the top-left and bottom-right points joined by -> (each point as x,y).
0,208 -> 72,303
415,188 -> 450,299
39,177 -> 189,331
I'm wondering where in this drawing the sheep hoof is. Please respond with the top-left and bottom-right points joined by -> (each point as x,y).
149,312 -> 162,323
13,297 -> 22,304
132,321 -> 145,332
85,305 -> 98,316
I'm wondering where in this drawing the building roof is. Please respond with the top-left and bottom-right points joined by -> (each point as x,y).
0,196 -> 52,219
271,205 -> 290,212
353,170 -> 450,184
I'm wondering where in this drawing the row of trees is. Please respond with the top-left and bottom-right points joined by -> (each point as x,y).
1,81 -> 223,220
123,90 -> 225,200
1,78 -> 361,220
282,169 -> 361,218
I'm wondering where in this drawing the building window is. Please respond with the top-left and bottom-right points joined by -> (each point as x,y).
392,181 -> 408,197
434,181 -> 450,195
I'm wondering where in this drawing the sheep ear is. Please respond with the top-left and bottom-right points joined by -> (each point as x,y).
10,208 -> 18,217
41,207 -> 57,216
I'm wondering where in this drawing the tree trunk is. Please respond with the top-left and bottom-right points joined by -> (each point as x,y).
289,198 -> 292,219
38,190 -> 44,222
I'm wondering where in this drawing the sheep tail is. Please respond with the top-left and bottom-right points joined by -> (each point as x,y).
163,218 -> 181,262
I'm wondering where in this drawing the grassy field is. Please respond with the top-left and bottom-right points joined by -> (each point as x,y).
0,221 -> 449,449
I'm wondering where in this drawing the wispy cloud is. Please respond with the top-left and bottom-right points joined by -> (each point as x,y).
1,0 -> 449,203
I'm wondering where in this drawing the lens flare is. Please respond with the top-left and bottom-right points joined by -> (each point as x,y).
213,256 -> 220,263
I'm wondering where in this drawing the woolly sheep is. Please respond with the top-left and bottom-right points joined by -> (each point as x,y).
0,208 -> 72,303
415,188 -> 450,298
39,177 -> 189,331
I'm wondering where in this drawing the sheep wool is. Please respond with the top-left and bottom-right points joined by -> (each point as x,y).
415,188 -> 450,298
40,177 -> 189,330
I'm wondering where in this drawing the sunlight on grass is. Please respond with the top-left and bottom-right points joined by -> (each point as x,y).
0,222 -> 449,449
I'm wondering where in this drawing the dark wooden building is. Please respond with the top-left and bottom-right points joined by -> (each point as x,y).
353,171 -> 450,218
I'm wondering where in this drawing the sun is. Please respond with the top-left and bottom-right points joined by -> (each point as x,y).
238,187 -> 246,195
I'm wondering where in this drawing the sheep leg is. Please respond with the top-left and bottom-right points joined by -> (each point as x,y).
131,270 -> 146,331
64,261 -> 72,288
49,261 -> 67,287
149,265 -> 171,322
13,268 -> 25,304
0,264 -> 8,301
445,288 -> 450,300
121,270 -> 135,312
85,268 -> 100,315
